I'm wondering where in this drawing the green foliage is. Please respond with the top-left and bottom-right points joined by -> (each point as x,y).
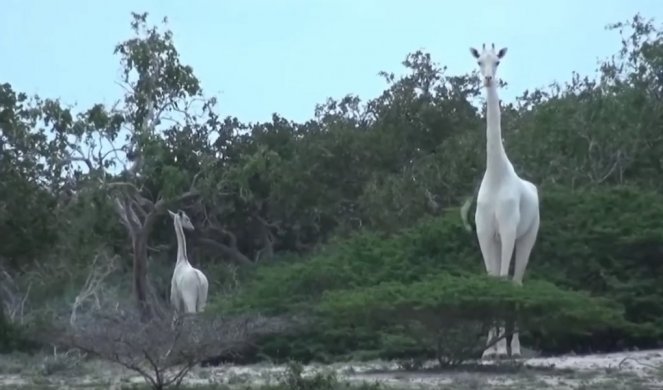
220,184 -> 663,362
320,274 -> 621,328
225,212 -> 478,315
0,312 -> 23,353
319,275 -> 623,365
530,185 -> 663,347
2,8 -> 663,370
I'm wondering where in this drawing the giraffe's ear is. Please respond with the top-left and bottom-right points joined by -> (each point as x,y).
470,47 -> 480,59
168,210 -> 177,219
497,47 -> 508,59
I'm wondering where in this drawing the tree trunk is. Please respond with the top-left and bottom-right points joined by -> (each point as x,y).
256,223 -> 274,262
133,233 -> 151,320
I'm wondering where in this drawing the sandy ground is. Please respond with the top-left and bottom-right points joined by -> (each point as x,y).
1,348 -> 663,389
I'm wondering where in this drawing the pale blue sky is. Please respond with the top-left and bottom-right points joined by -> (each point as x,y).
1,0 -> 662,124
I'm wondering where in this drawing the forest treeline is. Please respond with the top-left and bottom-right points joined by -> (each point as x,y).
1,12 -> 663,365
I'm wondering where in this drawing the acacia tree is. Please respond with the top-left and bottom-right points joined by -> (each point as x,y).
102,13 -> 221,317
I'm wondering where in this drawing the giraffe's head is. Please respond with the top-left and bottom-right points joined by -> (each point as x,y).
469,43 -> 507,88
168,209 -> 195,231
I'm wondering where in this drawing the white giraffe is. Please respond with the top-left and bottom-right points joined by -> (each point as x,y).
168,209 -> 209,314
470,43 -> 540,359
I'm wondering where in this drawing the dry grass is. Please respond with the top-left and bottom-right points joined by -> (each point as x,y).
2,348 -> 663,389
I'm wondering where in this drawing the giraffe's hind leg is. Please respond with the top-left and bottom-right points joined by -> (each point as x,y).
510,215 -> 540,357
477,235 -> 506,360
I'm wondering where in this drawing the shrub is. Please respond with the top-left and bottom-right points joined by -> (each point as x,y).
319,274 -> 625,365
531,185 -> 663,350
214,185 -> 663,362
0,311 -> 25,352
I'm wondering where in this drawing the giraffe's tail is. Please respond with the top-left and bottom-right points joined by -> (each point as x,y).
460,195 -> 476,233
194,270 -> 209,312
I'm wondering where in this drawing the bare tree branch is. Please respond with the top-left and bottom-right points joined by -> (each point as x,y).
49,304 -> 300,389
196,237 -> 252,266
70,253 -> 119,326
0,266 -> 31,325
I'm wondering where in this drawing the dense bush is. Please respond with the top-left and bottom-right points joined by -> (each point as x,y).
224,212 -> 478,312
0,312 -> 20,353
531,185 -> 663,349
320,274 -> 623,365
0,313 -> 37,353
214,185 -> 663,362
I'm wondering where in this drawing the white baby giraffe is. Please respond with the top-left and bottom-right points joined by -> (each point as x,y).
168,209 -> 209,314
470,43 -> 540,359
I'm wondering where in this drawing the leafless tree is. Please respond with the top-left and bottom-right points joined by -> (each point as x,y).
50,305 -> 299,390
0,262 -> 31,325
70,252 -> 119,326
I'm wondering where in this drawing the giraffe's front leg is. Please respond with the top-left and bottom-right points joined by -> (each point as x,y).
482,326 -> 499,359
510,325 -> 521,358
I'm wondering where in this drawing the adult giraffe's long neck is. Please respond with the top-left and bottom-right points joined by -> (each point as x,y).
174,219 -> 189,266
485,82 -> 511,176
